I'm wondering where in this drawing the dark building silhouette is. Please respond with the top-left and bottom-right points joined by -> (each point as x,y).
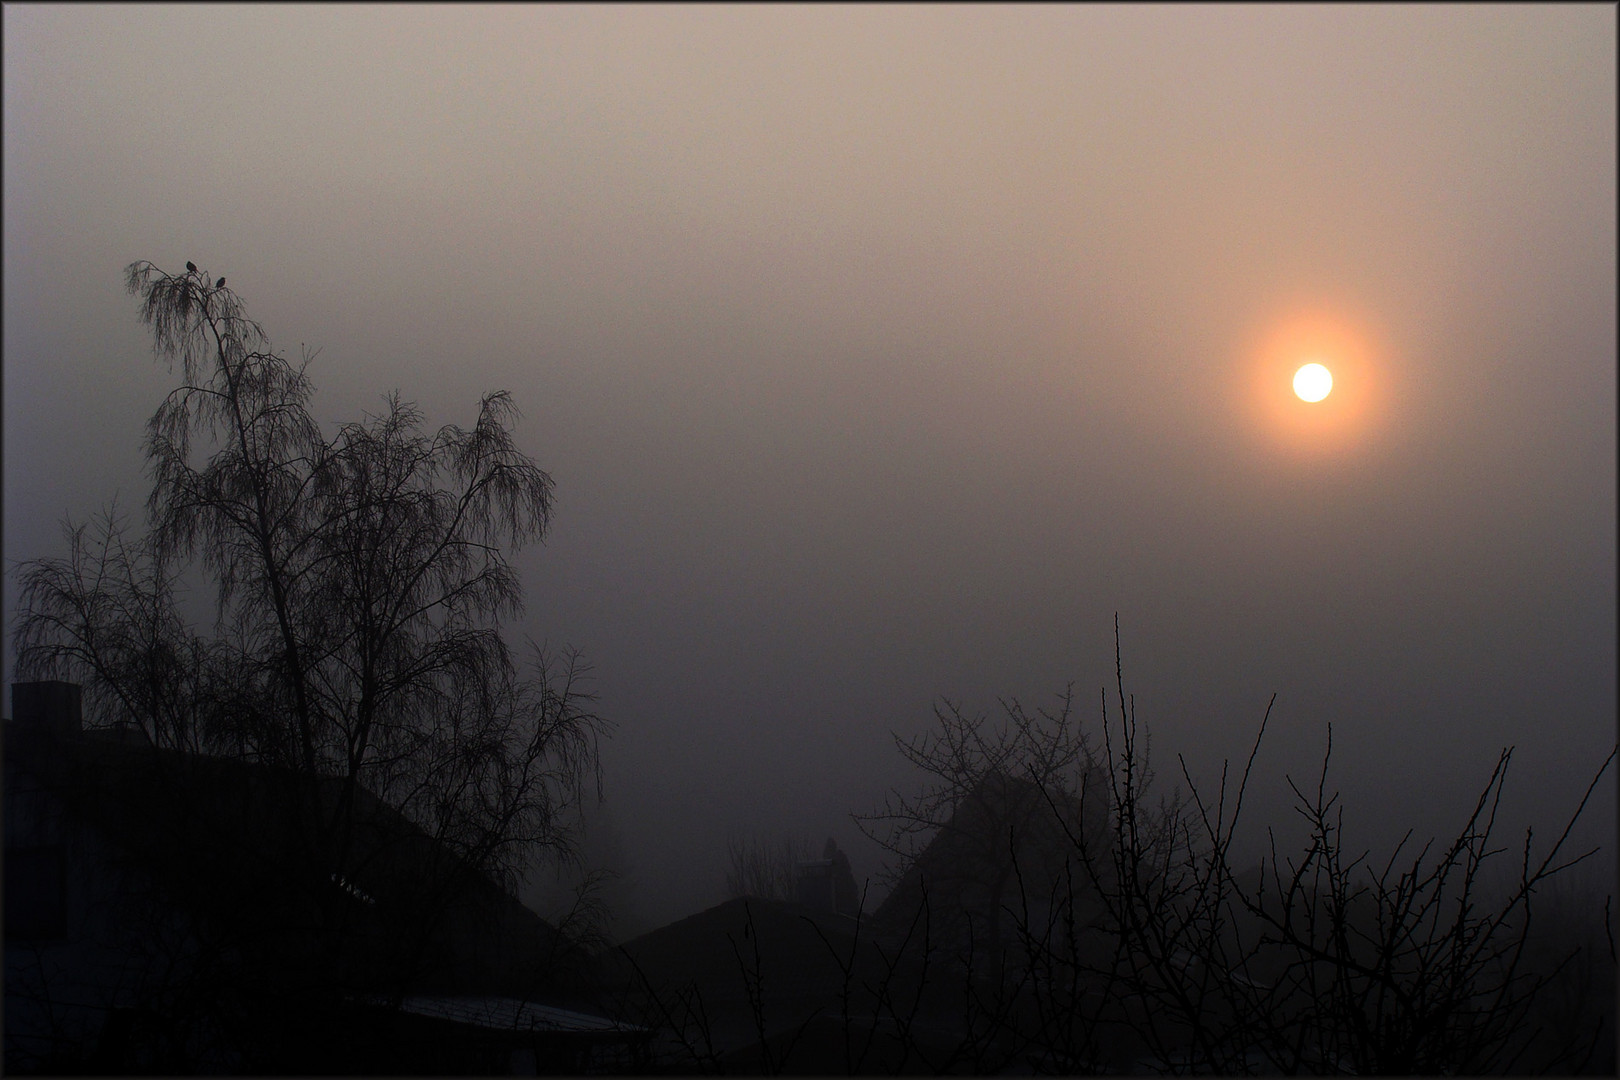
794,837 -> 860,915
872,767 -> 1113,959
3,681 -> 644,1073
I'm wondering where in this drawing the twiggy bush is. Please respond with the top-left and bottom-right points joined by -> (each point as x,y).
1010,620 -> 1620,1075
863,618 -> 1616,1074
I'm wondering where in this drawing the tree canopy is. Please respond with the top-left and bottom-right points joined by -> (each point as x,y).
14,260 -> 603,897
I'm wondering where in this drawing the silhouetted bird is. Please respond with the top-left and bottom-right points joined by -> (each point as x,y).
216,277 -> 226,289
186,261 -> 197,272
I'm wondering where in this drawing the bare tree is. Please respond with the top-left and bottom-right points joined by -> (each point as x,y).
12,504 -> 223,755
12,262 -> 605,999
1011,625 -> 1620,1075
1213,734 -> 1619,1075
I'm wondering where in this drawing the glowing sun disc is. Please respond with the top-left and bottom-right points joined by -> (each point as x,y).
1293,362 -> 1333,402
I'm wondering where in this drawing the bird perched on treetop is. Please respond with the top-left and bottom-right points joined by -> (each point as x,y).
216,277 -> 226,289
186,261 -> 197,272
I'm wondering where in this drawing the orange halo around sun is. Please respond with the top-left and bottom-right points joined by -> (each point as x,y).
1238,307 -> 1387,458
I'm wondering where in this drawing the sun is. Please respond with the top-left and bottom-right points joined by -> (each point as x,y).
1231,305 -> 1393,461
1293,362 -> 1333,402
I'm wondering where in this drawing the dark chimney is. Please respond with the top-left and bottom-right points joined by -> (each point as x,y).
12,681 -> 83,739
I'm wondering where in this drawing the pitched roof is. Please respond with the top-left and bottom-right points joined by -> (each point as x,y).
872,768 -> 1111,935
4,712 -> 565,998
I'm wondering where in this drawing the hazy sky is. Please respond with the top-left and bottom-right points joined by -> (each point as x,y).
5,4 -> 1615,933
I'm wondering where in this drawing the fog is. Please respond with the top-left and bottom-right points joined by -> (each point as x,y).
4,5 -> 1614,935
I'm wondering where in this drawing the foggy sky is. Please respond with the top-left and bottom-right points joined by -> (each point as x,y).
4,4 -> 1614,934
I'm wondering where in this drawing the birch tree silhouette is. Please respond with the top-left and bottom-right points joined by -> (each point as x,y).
14,260 -> 603,919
